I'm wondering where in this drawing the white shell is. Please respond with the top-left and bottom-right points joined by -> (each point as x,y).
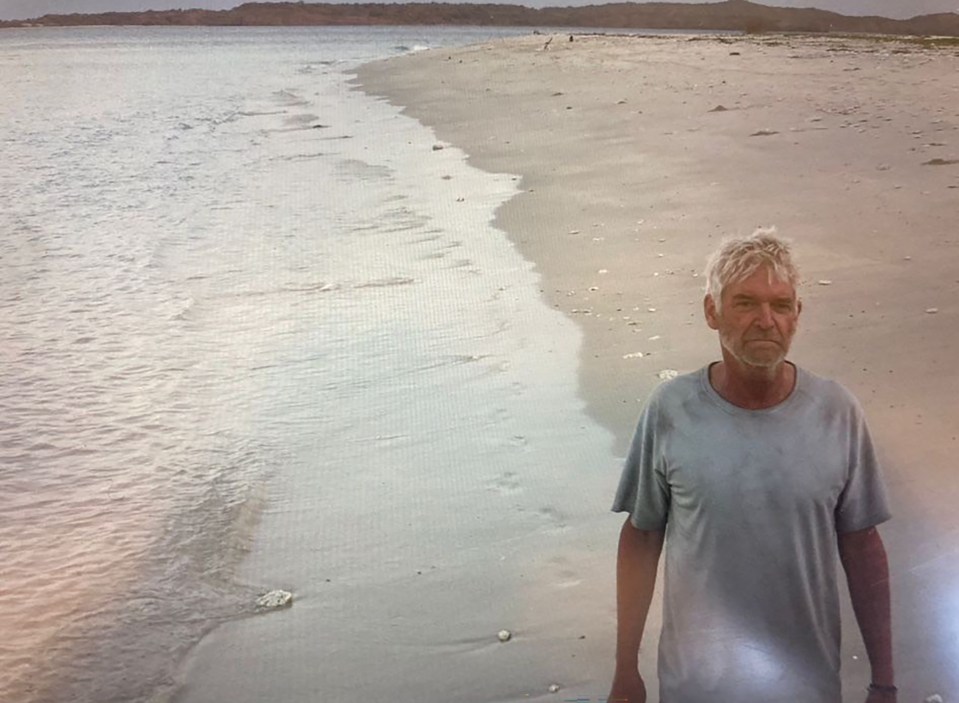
658,369 -> 679,380
548,683 -> 561,693
497,629 -> 511,642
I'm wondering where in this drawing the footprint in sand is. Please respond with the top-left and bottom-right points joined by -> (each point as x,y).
537,506 -> 570,534
488,471 -> 522,495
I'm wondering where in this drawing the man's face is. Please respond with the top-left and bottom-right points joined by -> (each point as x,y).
704,266 -> 801,369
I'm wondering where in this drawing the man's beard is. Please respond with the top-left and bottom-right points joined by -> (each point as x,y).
720,331 -> 787,369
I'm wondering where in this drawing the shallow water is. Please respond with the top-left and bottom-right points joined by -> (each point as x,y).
0,25 -> 618,702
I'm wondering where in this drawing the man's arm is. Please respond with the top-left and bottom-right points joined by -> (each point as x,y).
609,518 -> 665,703
838,526 -> 895,695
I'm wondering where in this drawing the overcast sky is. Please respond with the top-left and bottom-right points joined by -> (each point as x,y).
1,0 -> 955,22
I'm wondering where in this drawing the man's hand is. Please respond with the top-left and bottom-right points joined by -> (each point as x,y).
838,527 -> 894,696
608,668 -> 646,703
611,521 -> 663,703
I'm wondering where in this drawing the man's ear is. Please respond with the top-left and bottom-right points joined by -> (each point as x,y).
704,294 -> 720,330
796,298 -> 803,319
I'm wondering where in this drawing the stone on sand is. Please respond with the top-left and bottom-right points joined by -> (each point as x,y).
255,590 -> 293,610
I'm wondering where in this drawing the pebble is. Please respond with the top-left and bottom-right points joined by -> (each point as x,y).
925,695 -> 943,703
255,590 -> 293,610
548,683 -> 561,693
497,629 -> 512,642
817,280 -> 832,286
658,369 -> 679,380
925,308 -> 939,314
623,352 -> 645,359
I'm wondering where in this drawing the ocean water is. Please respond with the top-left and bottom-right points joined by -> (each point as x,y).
0,25 -> 618,703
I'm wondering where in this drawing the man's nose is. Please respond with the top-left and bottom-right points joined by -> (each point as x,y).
756,303 -> 775,328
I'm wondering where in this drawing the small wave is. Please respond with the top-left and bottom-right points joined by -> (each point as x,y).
236,110 -> 286,118
216,282 -> 339,300
271,152 -> 327,163
393,44 -> 430,53
353,277 -> 415,289
298,60 -> 338,72
282,282 -> 339,293
168,296 -> 196,321
272,89 -> 310,108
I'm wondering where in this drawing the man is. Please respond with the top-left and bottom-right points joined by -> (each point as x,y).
609,230 -> 895,703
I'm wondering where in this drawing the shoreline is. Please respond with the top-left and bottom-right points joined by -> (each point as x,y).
167,29 -> 625,703
356,32 -> 959,700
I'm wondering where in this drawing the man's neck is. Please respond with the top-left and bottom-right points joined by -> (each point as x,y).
709,359 -> 797,410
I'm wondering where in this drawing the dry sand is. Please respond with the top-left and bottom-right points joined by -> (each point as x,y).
355,33 -> 959,702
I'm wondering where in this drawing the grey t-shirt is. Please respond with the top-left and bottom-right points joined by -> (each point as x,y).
612,364 -> 892,703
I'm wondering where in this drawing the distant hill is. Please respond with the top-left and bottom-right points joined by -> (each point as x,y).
2,0 -> 958,36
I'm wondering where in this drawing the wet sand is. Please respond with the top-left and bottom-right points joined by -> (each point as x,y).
355,33 -> 959,702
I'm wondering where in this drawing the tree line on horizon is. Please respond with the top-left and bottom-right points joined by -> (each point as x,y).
2,0 -> 958,36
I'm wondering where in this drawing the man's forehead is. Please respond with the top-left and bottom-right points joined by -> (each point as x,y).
724,267 -> 797,297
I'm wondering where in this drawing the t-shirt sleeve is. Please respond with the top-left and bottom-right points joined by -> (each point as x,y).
835,398 -> 892,533
611,393 -> 670,530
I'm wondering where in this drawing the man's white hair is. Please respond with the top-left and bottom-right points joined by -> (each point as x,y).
704,227 -> 801,311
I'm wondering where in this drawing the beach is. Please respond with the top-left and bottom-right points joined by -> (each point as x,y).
10,26 -> 958,703
355,33 -> 959,701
